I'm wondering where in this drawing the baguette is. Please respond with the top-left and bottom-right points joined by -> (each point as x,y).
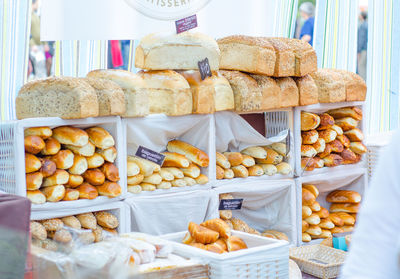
159,169 -> 174,181
248,165 -> 263,176
162,167 -> 184,179
216,152 -> 230,169
157,181 -> 172,189
326,190 -> 361,203
223,152 -> 243,167
167,140 -> 209,167
142,173 -> 162,185
127,174 -> 144,185
241,146 -> 267,159
171,179 -> 187,187
161,152 -> 190,168
330,203 -> 360,213
183,177 -> 196,186
181,163 -> 201,179
232,165 -> 249,178
127,156 -> 160,176
241,155 -> 255,167
195,174 -> 209,184
259,164 -> 277,176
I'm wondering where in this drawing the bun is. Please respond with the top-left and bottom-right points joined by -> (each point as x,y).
162,152 -> 190,168
302,232 -> 311,242
83,169 -> 105,185
335,117 -> 359,132
326,190 -> 361,203
62,188 -> 80,201
41,137 -> 61,155
318,144 -> 332,159
128,156 -> 160,176
201,218 -> 231,239
302,130 -> 319,144
195,174 -> 209,184
76,213 -> 97,230
100,162 -> 120,182
30,221 -> 47,240
41,218 -> 63,231
302,206 -> 312,218
275,77 -> 299,108
318,129 -> 337,143
162,167 -> 184,179
24,127 -> 52,139
95,211 -> 119,229
305,225 -> 322,236
98,146 -> 117,163
188,222 -> 219,244
302,188 -> 316,206
52,126 -> 89,147
61,216 -> 81,229
294,74 -> 318,106
78,183 -> 99,200
349,142 -> 367,155
128,185 -> 142,194
301,145 -> 317,157
302,220 -> 309,233
301,112 -> 320,131
68,155 -> 88,175
310,69 -> 346,103
241,155 -> 256,167
157,181 -> 172,189
181,163 -> 201,179
183,177 -> 196,186
323,154 -> 343,167
142,173 -> 162,185
40,159 -> 56,178
159,169 -> 174,181
319,218 -> 335,229
86,153 -> 105,169
331,124 -> 343,136
260,163 -> 278,175
344,128 -> 364,142
65,142 -> 95,157
226,235 -> 247,252
258,148 -> 283,164
310,201 -> 321,212
25,153 -> 42,173
26,172 -> 43,190
85,127 -> 115,149
316,207 -> 330,219
41,185 -> 66,202
248,165 -> 264,176
336,134 -> 351,148
327,107 -> 363,121
317,113 -> 335,130
330,203 -> 360,213
328,139 -> 344,153
51,150 -> 74,169
171,179 -> 187,187
305,213 -> 320,225
167,140 -> 209,167
26,190 -> 46,204
301,158 -> 315,171
24,136 -> 45,154
313,157 -> 324,168
96,181 -> 122,198
66,174 -> 83,188
216,152 -> 230,169
232,165 -> 249,178
42,169 -> 69,187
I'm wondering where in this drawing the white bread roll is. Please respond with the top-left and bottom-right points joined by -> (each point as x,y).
50,150 -> 75,169
41,185 -> 66,202
42,169 -> 69,187
68,155 -> 88,175
24,127 -> 52,139
64,142 -> 95,157
26,190 -> 46,204
41,137 -> 61,155
52,126 -> 89,147
98,147 -> 117,163
85,127 -> 115,149
86,153 -> 105,169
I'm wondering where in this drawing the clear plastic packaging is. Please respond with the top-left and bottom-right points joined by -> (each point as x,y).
120,232 -> 173,258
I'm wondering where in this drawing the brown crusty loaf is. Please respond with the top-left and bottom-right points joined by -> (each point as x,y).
82,77 -> 126,116
138,70 -> 193,116
220,70 -> 262,113
87,69 -> 149,117
329,69 -> 367,101
217,35 -> 276,75
275,77 -> 299,108
265,38 -> 295,77
311,69 -> 346,103
250,74 -> 280,110
16,77 -> 99,119
294,75 -> 318,106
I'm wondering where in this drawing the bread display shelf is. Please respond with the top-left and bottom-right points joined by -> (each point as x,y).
295,167 -> 368,246
0,116 -> 126,210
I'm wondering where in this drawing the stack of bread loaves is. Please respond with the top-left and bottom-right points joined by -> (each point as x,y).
31,210 -> 119,251
302,184 -> 360,242
127,140 -> 209,194
301,106 -> 367,171
216,143 -> 292,180
25,126 -> 121,204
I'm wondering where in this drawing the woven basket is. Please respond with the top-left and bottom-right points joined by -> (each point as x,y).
289,245 -> 346,279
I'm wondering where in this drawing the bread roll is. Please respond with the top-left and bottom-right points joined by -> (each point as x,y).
276,77 -> 299,108
259,164 -> 277,176
327,190 -> 361,203
247,165 -> 263,176
30,221 -> 47,240
318,129 -> 337,144
305,213 -> 320,225
341,148 -> 358,164
65,142 -> 95,157
68,155 -> 88,175
62,188 -> 80,201
183,177 -> 196,186
335,117 -> 359,132
201,218 -> 231,239
342,226 -> 354,233
331,227 -> 345,234
40,159 -> 57,178
241,155 -> 256,167
328,139 -> 344,153
316,207 -> 330,219
216,152 -> 230,169
51,150 -> 74,169
311,69 -> 346,103
188,222 -> 219,244
78,183 -> 99,200
61,216 -> 81,229
258,148 -> 283,164
301,112 -> 320,131
84,127 -> 115,149
100,162 -> 119,182
349,142 -> 367,155
334,212 -> 355,226
313,157 -> 324,168
323,154 -> 343,167
310,201 -> 321,212
344,128 -> 364,142
336,134 -> 351,148
330,203 -> 360,213
97,181 -> 122,198
52,126 -> 88,147
218,35 -> 275,75
25,153 -> 42,173
301,145 -> 317,158
303,184 -> 319,198
66,174 -> 83,188
301,130 -> 319,144
318,144 -> 332,159
77,231 -> 96,244
331,124 -> 344,136
302,220 -> 310,233
171,179 -> 187,187
316,113 -> 335,130
127,156 -> 160,176
302,206 -> 312,218
26,190 -> 46,204
329,214 -> 345,227
162,167 -> 184,179
167,140 -> 209,167
98,146 -> 117,163
26,172 -> 43,190
302,232 -> 311,242
42,169 -> 69,187
269,143 -> 286,156
24,136 -> 45,154
86,153 -> 105,169
250,74 -> 280,110
42,185 -> 66,202
16,77 -> 98,119
314,230 -> 332,239
226,235 -> 247,252
76,213 -> 97,230
143,173 -> 162,185
127,160 -> 141,177
157,181 -> 172,189
232,165 -> 249,178
41,137 -> 61,156
327,107 -> 363,121
319,219 -> 335,229
140,182 -> 157,191
41,218 -> 64,231
25,127 -> 52,139
306,225 -> 322,236
95,211 -> 119,229
302,188 -> 316,206
195,174 -> 209,184
161,152 -> 190,168
223,152 -> 243,167
159,169 -> 174,181
294,74 -> 319,106
83,169 -> 105,185
128,185 -> 142,194
181,163 -> 201,178
92,225 -> 104,243
301,158 -> 315,171
241,146 -> 267,159
276,162 -> 292,175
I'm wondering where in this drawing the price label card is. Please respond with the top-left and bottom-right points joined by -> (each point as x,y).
135,146 -> 165,166
175,14 -> 198,34
219,199 -> 243,210
198,58 -> 212,80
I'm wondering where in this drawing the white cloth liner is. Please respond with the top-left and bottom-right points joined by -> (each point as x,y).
124,189 -> 219,235
213,179 -> 297,246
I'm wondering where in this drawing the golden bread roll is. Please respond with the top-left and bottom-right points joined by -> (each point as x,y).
127,160 -> 140,177
76,213 -> 97,230
310,201 -> 321,212
98,146 -> 117,163
334,212 -> 355,226
85,127 -> 114,149
142,173 -> 162,185
220,193 -> 234,199
231,218 -> 251,233
86,153 -> 105,169
313,229 -> 332,239
270,142 -> 287,156
181,163 -> 201,178
162,167 -> 184,179
51,150 -> 74,169
171,179 -> 187,187
306,225 -> 322,236
100,162 -> 119,182
223,152 -> 243,167
335,117 -> 359,131
317,113 -> 335,130
162,152 -> 190,168
61,216 -> 81,229
259,164 -> 278,176
223,168 -> 234,179
301,157 -> 315,171
214,239 -> 228,252
40,159 -> 57,178
326,190 -> 361,203
248,165 -> 264,176
188,242 -> 206,249
52,126 -> 89,147
232,165 -> 249,178
331,227 -> 345,234
276,162 -> 292,175
305,213 -> 320,225
92,225 -> 104,242
301,130 -> 319,144
259,148 -> 283,164
188,222 -> 219,244
320,237 -> 333,247
78,183 -> 99,200
26,190 -> 46,204
62,188 -> 80,201
24,127 -> 52,139
319,218 -> 335,229
157,181 -> 172,189
302,232 -> 311,242
248,228 -> 261,235
302,188 -> 316,206
159,169 -> 174,181
301,112 -> 320,131
83,169 -> 105,185
318,129 -> 337,143
342,226 -> 354,232
41,137 -> 61,156
41,218 -> 64,232
323,154 -> 343,167
349,142 -> 367,155
328,140 -> 344,153
183,177 -> 196,186
317,144 -> 332,159
302,220 -> 309,233
241,155 -> 256,167
42,169 -> 69,187
42,185 -> 65,202
303,184 -> 319,197
226,235 -> 247,252
66,174 -> 84,188
313,157 -> 324,168
329,214 -> 344,227
31,221 -> 47,240
205,243 -> 225,254
128,156 -> 160,176
95,211 -> 119,229
301,145 -> 317,158
26,172 -> 43,191
25,153 -> 42,173
241,146 -> 267,159
68,155 -> 88,175
327,107 -> 363,120
302,205 -> 312,218
65,142 -> 96,157
263,230 -> 289,241
336,134 -> 351,148
316,207 -> 330,219
97,181 -> 122,197
219,209 -> 232,220
340,148 -> 358,164
201,218 -> 231,238
331,124 -> 343,136
330,202 -> 360,213
167,140 -> 209,167
216,152 -> 230,169
49,229 -> 72,243
24,135 -> 45,154
128,185 -> 142,194
195,174 -> 209,184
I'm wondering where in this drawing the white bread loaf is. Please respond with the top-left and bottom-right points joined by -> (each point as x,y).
250,74 -> 280,110
138,70 -> 192,116
16,77 -> 98,119
135,32 -> 220,70
275,77 -> 299,108
87,69 -> 149,117
212,71 -> 235,111
265,38 -> 295,77
328,69 -> 367,101
311,69 -> 346,103
293,75 -> 319,106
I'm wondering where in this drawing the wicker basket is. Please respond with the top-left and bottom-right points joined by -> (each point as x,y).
364,131 -> 393,179
289,245 -> 346,279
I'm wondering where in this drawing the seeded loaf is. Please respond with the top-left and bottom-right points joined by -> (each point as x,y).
16,77 -> 98,119
311,69 -> 346,103
217,35 -> 276,75
87,69 -> 148,117
275,77 -> 299,108
280,38 -> 317,76
220,70 -> 262,113
135,32 -> 220,70
250,74 -> 280,110
329,69 -> 367,101
293,74 -> 319,106
138,70 -> 192,116
265,38 -> 295,77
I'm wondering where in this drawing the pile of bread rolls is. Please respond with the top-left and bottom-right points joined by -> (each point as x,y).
31,210 -> 119,251
127,140 -> 209,194
24,126 -> 121,204
218,194 -> 289,241
216,143 -> 291,180
182,218 -> 247,254
302,184 -> 360,242
301,107 -> 367,171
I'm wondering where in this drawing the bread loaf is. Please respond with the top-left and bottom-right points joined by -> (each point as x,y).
95,211 -> 119,229
302,205 -> 312,218
53,126 -> 89,147
265,38 -> 295,77
250,74 -> 280,110
167,140 -> 209,167
341,148 -> 358,164
294,75 -> 318,106
326,190 -> 361,203
311,69 -> 346,103
305,213 -> 320,225
329,69 -> 367,101
302,232 -> 312,242
302,188 -> 316,206
188,222 -> 219,244
135,32 -> 220,70
16,77 -> 98,119
258,148 -> 283,164
270,142 -> 287,156
335,117 -> 359,131
301,158 -> 315,171
76,213 -> 97,230
41,218 -> 64,231
201,218 -> 231,239
275,77 -> 299,108
41,137 -> 61,156
279,38 -> 317,76
318,129 -> 337,143
316,207 -> 330,219
216,152 -> 230,169
301,112 -> 320,131
306,225 -> 322,236
310,201 -> 321,212
336,135 -> 351,148
301,145 -> 317,158
30,221 -> 47,240
303,184 -> 319,197
334,212 -> 355,226
313,157 -> 324,168
25,127 -> 52,139
213,71 -> 235,111
328,139 -> 344,153
319,219 -> 335,229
